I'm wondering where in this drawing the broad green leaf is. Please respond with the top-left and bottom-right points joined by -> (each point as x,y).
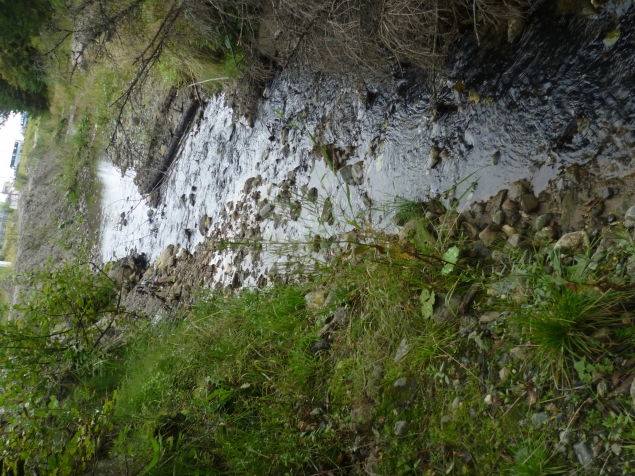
420,288 -> 435,319
441,246 -> 460,275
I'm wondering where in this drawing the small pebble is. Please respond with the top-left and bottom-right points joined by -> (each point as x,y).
602,187 -> 614,200
607,214 -> 616,224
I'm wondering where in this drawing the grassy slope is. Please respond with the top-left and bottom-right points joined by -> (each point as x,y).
99,207 -> 635,475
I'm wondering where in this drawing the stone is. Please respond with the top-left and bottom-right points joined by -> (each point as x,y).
351,161 -> 364,184
305,291 -> 327,310
502,225 -> 516,237
591,202 -> 604,217
560,189 -> 577,228
602,187 -> 615,200
510,346 -> 529,360
484,394 -> 493,405
155,245 -> 175,272
339,165 -> 355,185
607,214 -> 617,224
531,412 -> 549,429
502,199 -> 519,212
533,214 -> 551,231
506,234 -> 523,249
508,180 -> 529,201
492,210 -> 505,225
573,441 -> 594,468
440,415 -> 452,424
611,443 -> 622,456
258,203 -> 273,220
507,7 -> 526,43
199,214 -> 210,235
520,194 -> 539,213
499,367 -> 511,382
479,311 -> 500,324
596,379 -> 609,398
394,338 -> 410,362
554,231 -> 590,254
479,225 -> 499,247
630,375 -> 635,409
565,164 -> 581,184
624,206 -> 635,228
461,222 -> 480,239
394,377 -> 407,387
399,220 -> 418,242
452,397 -> 462,408
394,420 -> 408,436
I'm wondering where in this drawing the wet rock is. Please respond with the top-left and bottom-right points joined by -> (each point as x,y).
502,225 -> 516,238
508,180 -> 529,201
560,189 -> 577,228
624,206 -> 635,228
394,338 -> 410,362
591,201 -> 604,217
506,234 -> 523,250
554,231 -> 590,254
607,214 -> 617,224
520,194 -> 539,213
429,145 -> 441,168
351,161 -> 364,184
461,221 -> 480,239
565,164 -> 581,184
573,441 -> 594,468
394,420 -> 408,437
339,165 -> 355,185
492,210 -> 505,226
602,187 -> 614,200
155,245 -> 176,272
533,214 -> 551,231
502,199 -> 519,213
259,203 -> 274,220
507,6 -> 526,43
479,225 -> 499,247
199,214 -> 210,235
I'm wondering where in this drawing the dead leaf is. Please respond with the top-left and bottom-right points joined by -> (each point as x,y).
526,389 -> 538,407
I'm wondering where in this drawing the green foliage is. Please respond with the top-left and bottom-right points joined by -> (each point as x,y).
505,440 -> 566,475
0,0 -> 51,95
0,260 -> 125,474
509,250 -> 635,370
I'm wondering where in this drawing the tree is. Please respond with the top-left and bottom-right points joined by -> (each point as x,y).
0,0 -> 52,93
0,77 -> 47,116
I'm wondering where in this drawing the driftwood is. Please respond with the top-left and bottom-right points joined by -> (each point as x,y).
135,99 -> 200,197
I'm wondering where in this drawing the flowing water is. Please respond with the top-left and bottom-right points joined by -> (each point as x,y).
99,0 -> 635,282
